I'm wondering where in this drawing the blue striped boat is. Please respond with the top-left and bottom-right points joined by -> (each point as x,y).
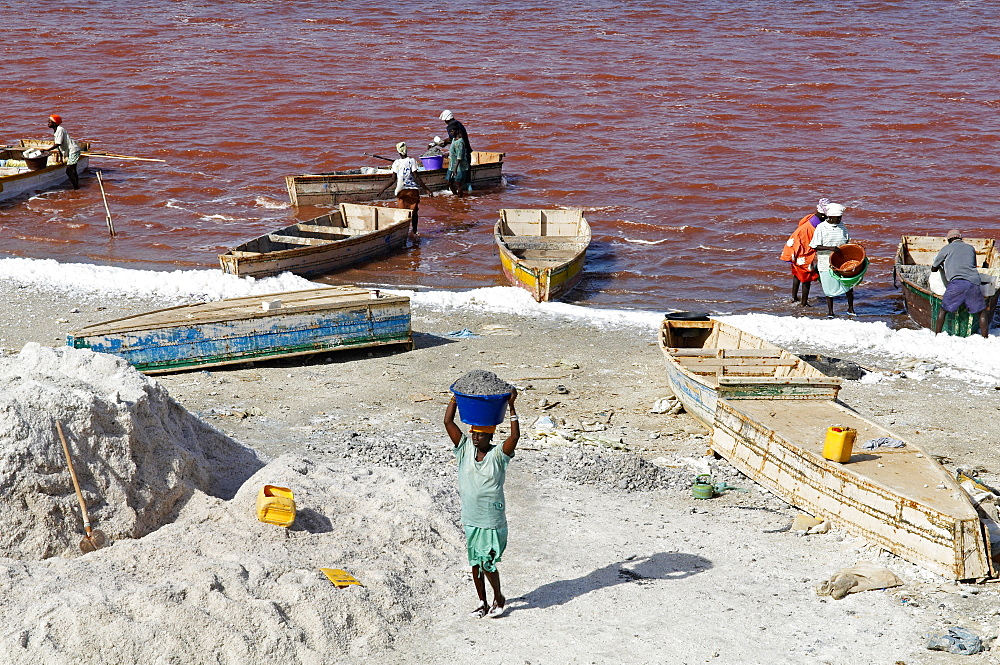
67,286 -> 411,373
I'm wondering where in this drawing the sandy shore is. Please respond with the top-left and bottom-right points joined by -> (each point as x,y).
2,282 -> 1000,664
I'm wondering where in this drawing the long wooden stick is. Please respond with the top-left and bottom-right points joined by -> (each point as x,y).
82,151 -> 166,163
96,171 -> 115,237
56,422 -> 95,538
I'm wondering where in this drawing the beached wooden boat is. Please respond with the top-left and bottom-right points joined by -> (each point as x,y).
66,286 -> 411,373
659,317 -> 992,580
0,139 -> 90,202
285,151 -> 505,207
894,235 -> 1000,337
494,208 -> 591,302
218,203 -> 412,279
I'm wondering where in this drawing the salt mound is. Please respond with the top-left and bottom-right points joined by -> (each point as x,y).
0,344 -> 264,559
0,455 -> 466,663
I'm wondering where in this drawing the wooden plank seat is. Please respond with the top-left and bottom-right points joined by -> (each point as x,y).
678,357 -> 801,367
267,234 -> 337,247
295,223 -> 363,235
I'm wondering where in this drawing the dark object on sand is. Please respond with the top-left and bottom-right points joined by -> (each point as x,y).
797,354 -> 867,381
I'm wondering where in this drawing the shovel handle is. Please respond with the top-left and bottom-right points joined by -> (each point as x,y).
56,422 -> 94,530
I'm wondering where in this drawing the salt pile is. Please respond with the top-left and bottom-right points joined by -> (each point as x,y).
451,369 -> 513,395
0,344 -> 263,559
0,346 -> 469,663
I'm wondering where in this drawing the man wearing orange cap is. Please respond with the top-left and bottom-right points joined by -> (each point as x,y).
44,114 -> 81,190
444,387 -> 519,619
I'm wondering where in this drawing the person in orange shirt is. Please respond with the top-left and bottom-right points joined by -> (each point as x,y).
779,198 -> 828,307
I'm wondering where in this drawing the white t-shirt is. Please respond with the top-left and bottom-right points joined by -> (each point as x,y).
391,157 -> 419,195
52,126 -> 79,158
809,221 -> 850,250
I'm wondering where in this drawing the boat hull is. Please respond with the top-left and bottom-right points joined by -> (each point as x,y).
218,204 -> 412,279
286,152 -> 505,207
712,398 -> 990,580
658,317 -> 991,580
67,287 -> 412,373
494,208 -> 591,302
0,156 -> 90,202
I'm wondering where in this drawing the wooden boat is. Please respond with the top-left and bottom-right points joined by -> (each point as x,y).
659,317 -> 992,580
67,286 -> 411,373
894,235 -> 1000,337
218,203 -> 412,279
494,208 -> 591,302
0,139 -> 90,202
285,151 -> 505,207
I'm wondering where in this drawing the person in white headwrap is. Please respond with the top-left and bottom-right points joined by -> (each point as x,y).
809,203 -> 857,317
390,142 -> 430,237
439,110 -> 473,196
779,197 -> 829,307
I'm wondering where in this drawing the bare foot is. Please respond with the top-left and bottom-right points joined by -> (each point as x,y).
801,301 -> 813,308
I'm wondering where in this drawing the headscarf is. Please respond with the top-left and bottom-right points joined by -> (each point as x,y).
825,203 -> 846,217
395,142 -> 407,156
470,424 -> 496,434
439,110 -> 454,121
49,114 -> 62,125
816,198 -> 830,215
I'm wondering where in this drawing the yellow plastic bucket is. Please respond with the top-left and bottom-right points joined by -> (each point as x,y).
822,426 -> 856,463
256,485 -> 296,527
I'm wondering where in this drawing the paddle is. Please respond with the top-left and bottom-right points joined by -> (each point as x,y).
82,151 -> 166,163
363,152 -> 395,163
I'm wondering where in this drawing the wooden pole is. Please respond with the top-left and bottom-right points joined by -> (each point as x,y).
96,171 -> 115,237
82,151 -> 166,163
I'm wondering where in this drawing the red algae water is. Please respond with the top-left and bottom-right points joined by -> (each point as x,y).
2,1 -> 998,321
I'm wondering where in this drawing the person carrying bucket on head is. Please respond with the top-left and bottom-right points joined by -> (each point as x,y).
390,142 -> 431,239
444,385 -> 519,619
779,198 -> 828,307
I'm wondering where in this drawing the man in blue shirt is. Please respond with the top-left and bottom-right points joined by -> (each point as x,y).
932,229 -> 990,338
444,388 -> 519,619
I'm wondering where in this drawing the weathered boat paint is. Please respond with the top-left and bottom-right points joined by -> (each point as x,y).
0,139 -> 90,202
494,208 -> 591,302
285,151 -> 505,207
218,203 -> 412,279
658,317 -> 992,580
67,287 -> 412,373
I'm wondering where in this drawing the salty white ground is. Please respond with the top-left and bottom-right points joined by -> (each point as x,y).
0,278 -> 998,665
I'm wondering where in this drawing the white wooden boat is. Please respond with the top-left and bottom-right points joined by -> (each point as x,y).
285,151 -> 505,206
218,203 -> 413,279
494,208 -> 591,302
0,139 -> 90,202
659,317 -> 992,580
67,286 -> 411,373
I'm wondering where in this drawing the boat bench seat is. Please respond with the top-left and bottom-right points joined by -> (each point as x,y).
296,224 -> 370,236
678,358 -> 800,367
267,234 -> 338,247
503,235 -> 589,249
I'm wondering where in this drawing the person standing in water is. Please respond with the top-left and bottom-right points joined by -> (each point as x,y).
439,110 -> 472,196
932,229 -> 990,338
809,203 -> 857,318
43,114 -> 81,190
444,387 -> 519,619
389,142 -> 430,238
779,198 -> 828,307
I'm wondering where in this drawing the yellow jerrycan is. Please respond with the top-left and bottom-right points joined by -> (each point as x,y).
256,485 -> 296,527
822,426 -> 856,463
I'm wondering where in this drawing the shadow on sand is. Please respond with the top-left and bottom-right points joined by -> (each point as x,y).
510,551 -> 712,613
